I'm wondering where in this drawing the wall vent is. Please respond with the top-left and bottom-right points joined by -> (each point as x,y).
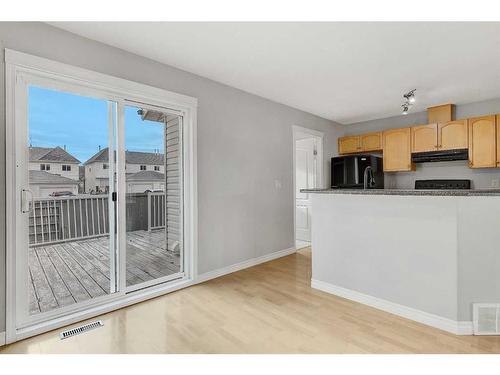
59,320 -> 103,340
473,304 -> 500,335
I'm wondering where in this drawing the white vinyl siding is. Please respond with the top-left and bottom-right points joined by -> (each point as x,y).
165,116 -> 182,253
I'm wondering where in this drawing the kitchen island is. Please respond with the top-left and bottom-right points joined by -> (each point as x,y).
303,188 -> 500,335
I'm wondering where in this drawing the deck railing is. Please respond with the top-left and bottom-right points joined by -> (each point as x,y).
29,192 -> 167,247
147,191 -> 166,231
29,195 -> 110,246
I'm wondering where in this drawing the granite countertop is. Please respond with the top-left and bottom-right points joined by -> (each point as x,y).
301,188 -> 500,196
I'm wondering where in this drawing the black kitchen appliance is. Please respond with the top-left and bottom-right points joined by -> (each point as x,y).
411,148 -> 468,163
414,179 -> 471,190
331,155 -> 384,189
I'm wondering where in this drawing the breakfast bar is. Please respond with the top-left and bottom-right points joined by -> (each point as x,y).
303,188 -> 500,335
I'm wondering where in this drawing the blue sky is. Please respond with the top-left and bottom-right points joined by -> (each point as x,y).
28,86 -> 164,164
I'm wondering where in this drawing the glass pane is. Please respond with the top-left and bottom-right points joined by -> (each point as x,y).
124,105 -> 182,288
27,86 -> 116,316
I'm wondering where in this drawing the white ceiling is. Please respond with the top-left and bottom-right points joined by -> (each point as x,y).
50,22 -> 500,124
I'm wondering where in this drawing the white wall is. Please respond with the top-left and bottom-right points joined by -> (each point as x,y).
0,22 -> 342,332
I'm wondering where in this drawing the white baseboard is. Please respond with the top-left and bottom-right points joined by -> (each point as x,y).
311,279 -> 473,336
456,321 -> 474,335
197,246 -> 297,283
0,331 -> 5,346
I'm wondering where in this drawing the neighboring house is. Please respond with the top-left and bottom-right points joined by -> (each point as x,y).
126,170 -> 165,193
29,146 -> 80,180
84,148 -> 165,193
29,146 -> 81,198
29,170 -> 79,198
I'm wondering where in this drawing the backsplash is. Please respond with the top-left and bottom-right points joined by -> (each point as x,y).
384,160 -> 500,189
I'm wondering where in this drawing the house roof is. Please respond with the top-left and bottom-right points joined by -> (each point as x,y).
84,147 -> 164,165
29,146 -> 80,164
29,170 -> 79,185
126,171 -> 165,182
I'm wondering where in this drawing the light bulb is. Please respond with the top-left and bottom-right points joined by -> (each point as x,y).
402,109 -> 408,115
408,96 -> 416,104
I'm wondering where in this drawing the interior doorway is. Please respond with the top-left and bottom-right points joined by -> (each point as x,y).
293,126 -> 324,250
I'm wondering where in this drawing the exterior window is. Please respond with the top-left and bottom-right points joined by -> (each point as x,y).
103,163 -> 109,169
154,166 -> 160,171
140,165 -> 147,171
40,164 -> 50,171
62,165 -> 71,171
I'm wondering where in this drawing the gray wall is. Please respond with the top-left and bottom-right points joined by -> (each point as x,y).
343,99 -> 500,189
0,22 -> 342,332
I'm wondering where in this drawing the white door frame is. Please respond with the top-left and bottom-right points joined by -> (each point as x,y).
4,49 -> 198,343
292,125 -> 324,248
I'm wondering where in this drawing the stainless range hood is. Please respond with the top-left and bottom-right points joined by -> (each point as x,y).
411,148 -> 469,163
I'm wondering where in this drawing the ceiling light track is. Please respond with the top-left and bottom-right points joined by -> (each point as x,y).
401,89 -> 416,115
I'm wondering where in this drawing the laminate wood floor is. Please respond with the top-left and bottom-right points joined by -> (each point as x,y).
3,248 -> 500,353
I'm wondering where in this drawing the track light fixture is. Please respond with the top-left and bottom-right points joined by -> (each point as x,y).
404,89 -> 416,104
402,103 -> 409,115
401,89 -> 416,115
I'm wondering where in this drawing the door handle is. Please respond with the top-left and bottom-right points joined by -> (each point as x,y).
21,188 -> 34,213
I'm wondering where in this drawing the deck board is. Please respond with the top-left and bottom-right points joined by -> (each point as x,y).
28,230 -> 180,316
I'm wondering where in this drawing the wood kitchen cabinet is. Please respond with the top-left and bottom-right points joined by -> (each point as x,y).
383,127 -> 414,172
360,132 -> 382,152
338,135 -> 360,154
339,132 -> 382,154
411,123 -> 438,152
497,115 -> 500,167
438,119 -> 468,151
468,115 -> 496,168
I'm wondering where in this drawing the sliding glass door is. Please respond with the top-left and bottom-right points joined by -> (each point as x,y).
8,55 -> 191,341
16,82 -> 118,327
123,104 -> 184,291
14,78 -> 185,329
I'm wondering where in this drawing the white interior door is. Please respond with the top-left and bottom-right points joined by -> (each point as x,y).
295,137 -> 317,242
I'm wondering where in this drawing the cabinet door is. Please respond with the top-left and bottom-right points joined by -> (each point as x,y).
383,128 -> 413,172
338,136 -> 360,154
360,132 -> 382,151
411,123 -> 438,153
497,115 -> 500,167
438,120 -> 468,151
468,115 -> 496,168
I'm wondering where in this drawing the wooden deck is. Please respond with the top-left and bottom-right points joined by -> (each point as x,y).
28,230 -> 181,315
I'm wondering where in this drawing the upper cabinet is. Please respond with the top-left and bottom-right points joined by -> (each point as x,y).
411,123 -> 438,153
427,104 -> 454,124
497,115 -> 500,167
338,136 -> 360,154
468,115 -> 497,168
339,132 -> 382,154
411,121 -> 468,153
360,132 -> 382,152
336,105 -> 500,171
383,127 -> 414,172
438,120 -> 468,151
